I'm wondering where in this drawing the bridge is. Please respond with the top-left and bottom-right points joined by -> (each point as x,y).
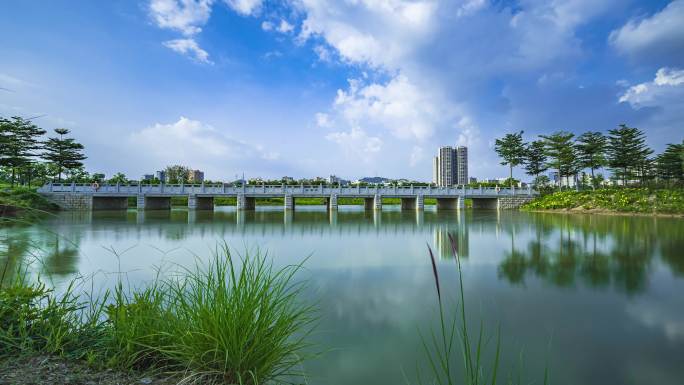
38,183 -> 537,211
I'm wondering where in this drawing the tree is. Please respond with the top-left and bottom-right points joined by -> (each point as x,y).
494,131 -> 526,181
539,131 -> 575,190
42,128 -> 87,182
108,172 -> 128,184
607,124 -> 652,186
165,165 -> 191,184
524,140 -> 548,180
0,116 -> 46,186
656,142 -> 684,185
575,131 -> 607,189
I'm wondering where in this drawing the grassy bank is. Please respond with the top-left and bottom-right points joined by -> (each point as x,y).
0,186 -> 59,215
522,188 -> 684,215
0,246 -> 316,384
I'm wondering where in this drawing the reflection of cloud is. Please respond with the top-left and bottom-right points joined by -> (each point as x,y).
626,298 -> 684,341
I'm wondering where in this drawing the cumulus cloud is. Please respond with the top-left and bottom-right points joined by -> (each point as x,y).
128,117 -> 278,177
619,67 -> 684,107
223,0 -> 262,16
609,0 -> 684,64
325,126 -> 382,162
163,38 -> 212,63
315,112 -> 332,128
149,0 -> 213,36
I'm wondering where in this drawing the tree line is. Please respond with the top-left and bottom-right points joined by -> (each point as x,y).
494,124 -> 684,189
0,116 -> 87,186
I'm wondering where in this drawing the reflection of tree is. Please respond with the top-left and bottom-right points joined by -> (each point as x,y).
42,236 -> 79,276
497,213 -> 665,295
434,227 -> 469,260
658,223 -> 684,277
0,230 -> 32,286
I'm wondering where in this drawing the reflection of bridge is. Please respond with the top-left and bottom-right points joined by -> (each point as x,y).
39,183 -> 536,211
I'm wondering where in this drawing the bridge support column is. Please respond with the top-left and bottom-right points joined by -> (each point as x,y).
436,198 -> 458,210
188,195 -> 214,210
136,195 -> 145,210
416,195 -> 424,210
284,195 -> 295,210
364,198 -> 374,210
401,197 -> 416,210
374,194 -> 382,210
237,194 -> 255,210
329,194 -> 338,211
457,196 -> 465,210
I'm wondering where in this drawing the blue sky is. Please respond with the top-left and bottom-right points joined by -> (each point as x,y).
1,0 -> 683,181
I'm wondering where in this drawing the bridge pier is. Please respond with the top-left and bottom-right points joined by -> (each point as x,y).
374,194 -> 382,210
329,194 -> 338,210
237,194 -> 255,210
457,196 -> 465,210
188,195 -> 214,210
284,195 -> 295,210
416,195 -> 424,210
364,198 -> 374,210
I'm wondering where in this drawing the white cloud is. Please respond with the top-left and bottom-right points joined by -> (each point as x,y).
325,126 -> 382,162
619,67 -> 684,107
223,0 -> 262,16
261,20 -> 274,31
149,0 -> 213,36
313,45 -> 333,62
163,38 -> 212,63
278,19 -> 295,33
333,74 -> 447,141
409,146 -> 423,167
609,0 -> 684,61
129,117 -> 277,176
315,112 -> 332,128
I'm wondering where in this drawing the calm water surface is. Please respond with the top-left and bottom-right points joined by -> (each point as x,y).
3,206 -> 684,384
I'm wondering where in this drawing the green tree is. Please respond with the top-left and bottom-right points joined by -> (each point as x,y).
540,131 -> 575,190
575,131 -> 607,189
494,131 -> 526,181
607,124 -> 652,186
0,116 -> 46,186
165,164 -> 191,184
108,172 -> 128,184
42,128 -> 87,181
524,140 -> 548,180
656,142 -> 684,185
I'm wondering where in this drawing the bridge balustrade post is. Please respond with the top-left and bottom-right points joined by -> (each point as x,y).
116,182 -> 120,193
528,185 -> 532,196
511,185 -> 515,195
71,181 -> 75,192
202,182 -> 205,193
320,183 -> 323,193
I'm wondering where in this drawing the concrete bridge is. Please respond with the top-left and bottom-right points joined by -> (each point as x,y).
38,183 -> 537,211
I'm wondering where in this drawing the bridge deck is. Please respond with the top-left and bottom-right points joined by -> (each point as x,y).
38,183 -> 536,198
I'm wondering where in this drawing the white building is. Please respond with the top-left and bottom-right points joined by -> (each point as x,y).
433,146 -> 468,186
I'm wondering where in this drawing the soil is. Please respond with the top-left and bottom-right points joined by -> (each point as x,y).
0,355 -> 178,385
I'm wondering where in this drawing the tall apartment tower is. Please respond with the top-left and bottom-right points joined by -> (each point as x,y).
433,145 -> 468,186
456,146 -> 468,185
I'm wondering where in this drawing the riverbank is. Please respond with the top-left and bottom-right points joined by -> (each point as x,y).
522,188 -> 684,216
0,186 -> 59,215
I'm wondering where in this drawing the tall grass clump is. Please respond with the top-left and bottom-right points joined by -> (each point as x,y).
418,234 -> 549,385
106,244 -> 317,384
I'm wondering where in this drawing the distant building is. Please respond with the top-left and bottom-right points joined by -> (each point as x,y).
469,177 -> 477,184
328,175 -> 340,184
92,173 -> 105,181
188,170 -> 204,183
282,176 -> 294,183
142,174 -> 154,181
433,145 -> 468,186
356,177 -> 390,184
456,146 -> 468,185
155,170 -> 166,183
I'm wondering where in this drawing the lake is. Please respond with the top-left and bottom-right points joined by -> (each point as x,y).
2,206 -> 683,384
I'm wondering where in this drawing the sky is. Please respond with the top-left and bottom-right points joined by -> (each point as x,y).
1,0 -> 683,182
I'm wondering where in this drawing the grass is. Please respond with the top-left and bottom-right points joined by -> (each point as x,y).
0,186 -> 59,214
522,188 -> 684,214
0,244 -> 317,384
418,234 -> 549,385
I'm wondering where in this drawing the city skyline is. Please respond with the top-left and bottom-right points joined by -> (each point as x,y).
1,1 -> 683,181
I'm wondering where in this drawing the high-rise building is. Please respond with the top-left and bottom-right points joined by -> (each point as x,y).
456,146 -> 468,185
433,145 -> 468,186
189,170 -> 204,183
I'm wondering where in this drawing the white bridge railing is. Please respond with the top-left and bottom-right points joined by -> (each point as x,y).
39,183 -> 536,197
